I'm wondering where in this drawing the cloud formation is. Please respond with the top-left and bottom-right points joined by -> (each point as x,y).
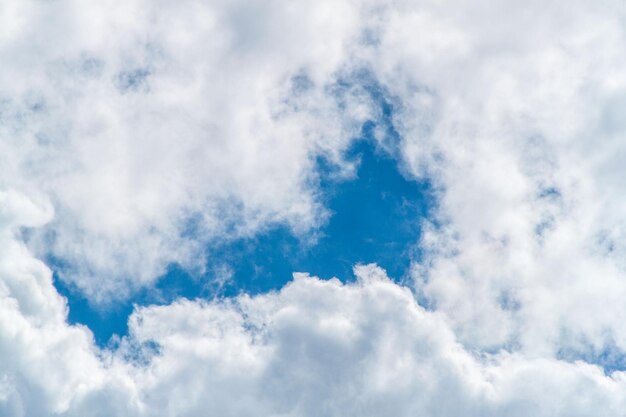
2,198 -> 626,416
371,0 -> 626,360
0,0 -> 373,301
3,0 -> 626,415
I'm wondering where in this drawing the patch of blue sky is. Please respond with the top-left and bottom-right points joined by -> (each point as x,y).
52,80 -> 436,346
54,136 -> 433,346
212,138 -> 433,295
53,264 -> 196,347
557,342 -> 626,375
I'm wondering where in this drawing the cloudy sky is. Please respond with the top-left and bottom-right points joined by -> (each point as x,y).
3,0 -> 626,415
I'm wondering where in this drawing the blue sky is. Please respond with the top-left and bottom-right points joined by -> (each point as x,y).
54,132 -> 434,346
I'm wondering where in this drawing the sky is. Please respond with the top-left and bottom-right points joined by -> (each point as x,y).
3,1 -> 626,416
56,108 -> 434,346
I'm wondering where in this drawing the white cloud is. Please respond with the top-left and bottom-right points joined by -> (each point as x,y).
362,0 -> 626,359
3,212 -> 626,417
0,0 -> 375,302
4,0 -> 626,415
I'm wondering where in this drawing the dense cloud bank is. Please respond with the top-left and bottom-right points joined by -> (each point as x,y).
3,0 -> 626,415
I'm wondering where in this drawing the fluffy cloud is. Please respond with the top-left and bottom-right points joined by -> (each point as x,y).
4,0 -> 626,415
364,0 -> 626,360
2,204 -> 626,416
0,0 -> 375,302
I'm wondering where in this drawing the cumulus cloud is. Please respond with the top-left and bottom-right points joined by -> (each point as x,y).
365,0 -> 626,360
4,0 -> 626,415
2,208 -> 626,416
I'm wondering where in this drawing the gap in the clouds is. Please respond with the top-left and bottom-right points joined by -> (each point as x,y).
51,80 -> 436,347
209,138 -> 433,297
52,264 -> 198,347
54,138 -> 433,347
557,341 -> 626,375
